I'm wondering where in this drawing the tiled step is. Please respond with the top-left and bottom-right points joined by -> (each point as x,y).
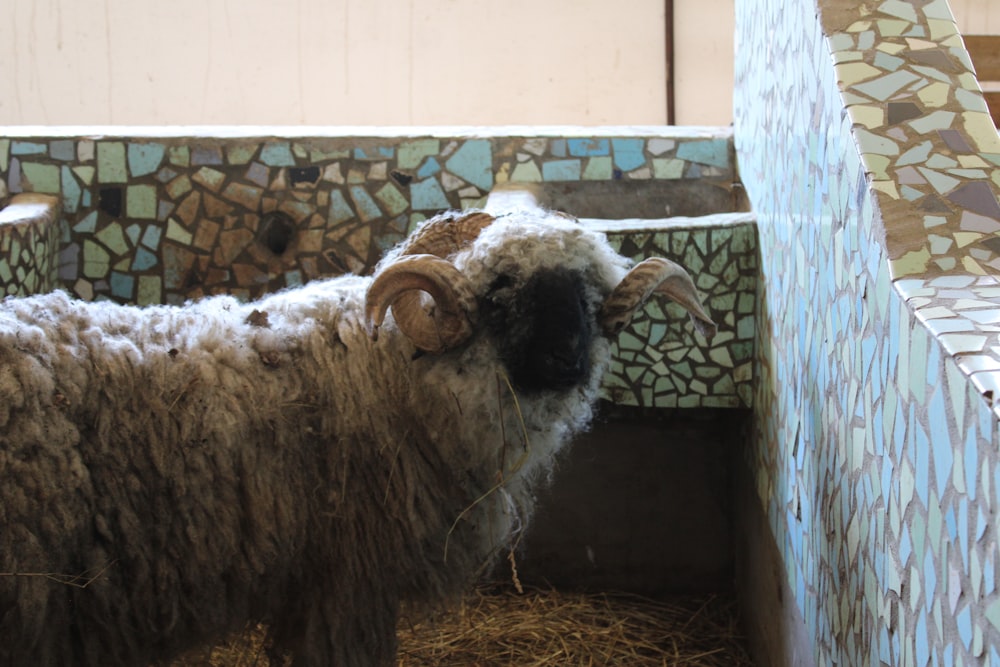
0,193 -> 60,296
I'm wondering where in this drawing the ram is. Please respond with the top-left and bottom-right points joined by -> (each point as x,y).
0,205 -> 714,667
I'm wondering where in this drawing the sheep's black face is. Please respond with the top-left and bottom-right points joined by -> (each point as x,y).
481,268 -> 595,394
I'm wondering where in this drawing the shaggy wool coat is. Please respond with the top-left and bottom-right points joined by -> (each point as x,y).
0,213 -> 632,666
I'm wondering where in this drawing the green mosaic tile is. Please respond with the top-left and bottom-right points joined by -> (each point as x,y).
510,161 -> 542,182
126,185 -> 157,220
73,165 -> 95,186
374,182 -> 408,217
168,146 -> 190,167
226,144 -> 258,166
308,146 -> 350,162
909,110 -> 958,134
397,139 -> 440,170
82,239 -> 110,278
97,143 -> 127,183
166,219 -> 193,245
19,163 -> 60,194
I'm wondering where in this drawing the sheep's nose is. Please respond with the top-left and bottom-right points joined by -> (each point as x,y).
543,347 -> 588,383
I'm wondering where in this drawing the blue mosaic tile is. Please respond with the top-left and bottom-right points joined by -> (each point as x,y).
74,211 -> 98,234
191,146 -> 224,166
417,157 -> 441,179
128,143 -> 166,178
328,189 -> 355,225
245,162 -> 270,187
541,159 -> 582,181
354,146 -> 395,161
125,223 -> 141,247
567,138 -> 610,157
349,185 -> 381,222
676,139 -> 730,169
7,157 -> 22,193
61,167 -> 81,214
49,140 -> 75,162
611,138 -> 646,172
260,142 -> 295,167
410,178 -> 450,211
11,141 -> 47,156
444,140 -> 492,191
131,247 -> 157,272
109,271 -> 134,300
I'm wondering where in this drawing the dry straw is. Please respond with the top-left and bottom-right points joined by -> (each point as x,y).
396,586 -> 753,667
169,586 -> 753,667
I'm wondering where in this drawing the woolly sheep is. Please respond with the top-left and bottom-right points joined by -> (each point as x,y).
0,205 -> 714,667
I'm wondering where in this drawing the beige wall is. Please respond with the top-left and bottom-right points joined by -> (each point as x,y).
950,0 -> 1000,34
1,0 -> 674,126
0,0 -> 738,128
2,1 -> 997,129
674,0 -> 734,126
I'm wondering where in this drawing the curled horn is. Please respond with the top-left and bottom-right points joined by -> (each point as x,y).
365,254 -> 479,353
366,210 -> 495,352
600,257 -> 717,339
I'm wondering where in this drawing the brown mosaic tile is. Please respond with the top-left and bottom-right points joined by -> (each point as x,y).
939,128 -> 975,152
221,182 -> 263,210
888,100 -> 923,124
202,193 -> 233,219
174,191 -> 201,225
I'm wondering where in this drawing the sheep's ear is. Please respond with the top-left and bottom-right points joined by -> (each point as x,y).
599,257 -> 716,339
364,254 -> 478,353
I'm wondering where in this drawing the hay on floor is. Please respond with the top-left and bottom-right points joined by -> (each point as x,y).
169,587 -> 753,666
397,586 -> 752,667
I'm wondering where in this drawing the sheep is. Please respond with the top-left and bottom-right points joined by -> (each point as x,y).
0,204 -> 715,667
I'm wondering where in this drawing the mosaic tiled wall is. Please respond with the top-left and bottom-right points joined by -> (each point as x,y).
592,214 -> 758,408
736,0 -> 1000,664
0,129 -> 741,303
0,128 -> 748,410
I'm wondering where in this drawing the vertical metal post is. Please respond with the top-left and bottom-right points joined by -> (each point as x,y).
665,0 -> 675,124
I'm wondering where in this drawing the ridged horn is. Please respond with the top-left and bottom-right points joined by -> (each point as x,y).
365,254 -> 478,353
398,210 -> 496,258
372,210 -> 494,353
600,257 -> 717,339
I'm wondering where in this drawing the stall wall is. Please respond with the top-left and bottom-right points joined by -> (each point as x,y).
736,0 -> 1000,664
